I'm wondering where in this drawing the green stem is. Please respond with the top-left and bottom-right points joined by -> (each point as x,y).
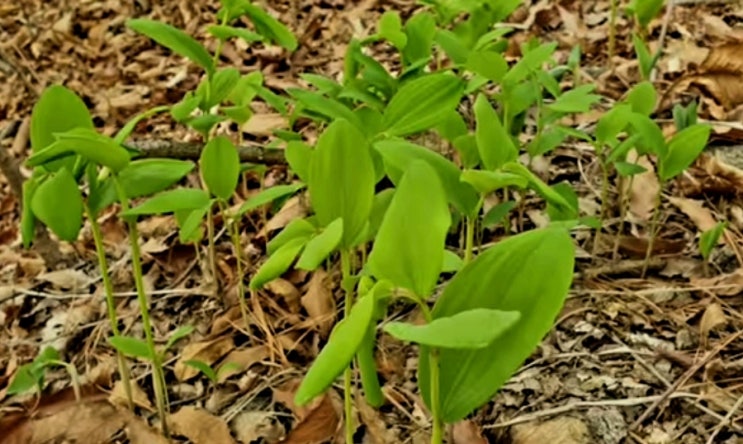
641,186 -> 663,278
464,216 -> 475,265
429,348 -> 443,444
50,360 -> 82,403
221,201 -> 250,329
593,160 -> 610,257
340,249 -> 355,444
114,178 -> 170,438
206,205 -> 219,297
86,204 -> 133,410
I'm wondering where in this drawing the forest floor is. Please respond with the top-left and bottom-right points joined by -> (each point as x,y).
2,0 -> 743,443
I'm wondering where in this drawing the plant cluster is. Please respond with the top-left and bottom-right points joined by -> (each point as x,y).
11,0 -> 713,442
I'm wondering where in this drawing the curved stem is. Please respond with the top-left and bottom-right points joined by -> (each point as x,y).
641,186 -> 664,278
86,204 -> 133,410
340,249 -> 355,444
114,178 -> 170,438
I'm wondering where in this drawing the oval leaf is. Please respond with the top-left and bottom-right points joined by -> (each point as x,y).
200,136 -> 240,200
235,183 -> 305,218
418,227 -> 575,422
126,19 -> 215,75
27,128 -> 130,172
659,124 -> 711,182
460,169 -> 528,194
249,237 -> 306,290
368,161 -> 451,298
384,309 -> 521,349
121,188 -> 211,217
296,218 -> 343,271
31,169 -> 83,242
474,94 -> 517,171
108,336 -> 152,360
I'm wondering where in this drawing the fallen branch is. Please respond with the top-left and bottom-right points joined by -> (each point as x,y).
125,139 -> 286,165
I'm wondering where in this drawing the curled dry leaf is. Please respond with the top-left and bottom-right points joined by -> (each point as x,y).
36,268 -> 93,290
231,411 -> 285,444
699,301 -> 727,341
260,195 -> 308,236
301,270 -> 336,338
217,345 -> 269,383
510,417 -> 591,444
282,394 -> 341,444
451,420 -> 488,444
169,406 -> 236,444
691,268 -> 743,297
623,151 -> 659,222
174,335 -> 235,381
109,379 -> 153,411
667,196 -> 726,244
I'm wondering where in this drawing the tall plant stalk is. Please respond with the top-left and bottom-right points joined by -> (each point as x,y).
641,187 -> 663,277
86,204 -> 134,410
340,249 -> 355,444
114,179 -> 170,437
609,0 -> 618,71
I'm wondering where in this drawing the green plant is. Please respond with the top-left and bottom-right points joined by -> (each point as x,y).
700,222 -> 727,276
7,346 -> 82,402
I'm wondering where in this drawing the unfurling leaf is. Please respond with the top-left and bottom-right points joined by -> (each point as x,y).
659,124 -> 711,182
296,218 -> 344,271
31,168 -> 83,242
249,237 -> 306,290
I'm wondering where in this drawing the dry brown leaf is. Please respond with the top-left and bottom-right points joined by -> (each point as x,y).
451,420 -> 488,444
356,395 -> 393,444
691,268 -> 743,296
231,411 -> 285,444
511,417 -> 591,444
109,379 -> 153,411
170,406 -> 236,444
174,335 -> 235,381
36,268 -> 93,290
122,409 -> 169,444
261,195 -> 308,235
266,278 -> 302,313
283,394 -> 340,444
624,152 -> 659,221
241,113 -> 286,136
302,270 -> 336,337
667,197 -> 724,243
25,401 -> 125,444
217,345 -> 269,383
700,302 -> 727,340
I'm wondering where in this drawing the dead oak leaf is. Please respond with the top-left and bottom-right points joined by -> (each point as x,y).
170,406 -> 236,444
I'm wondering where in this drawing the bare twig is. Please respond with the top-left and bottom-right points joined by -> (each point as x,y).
706,391 -> 743,444
126,139 -> 286,165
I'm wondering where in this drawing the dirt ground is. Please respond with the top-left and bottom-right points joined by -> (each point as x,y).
3,0 -> 743,443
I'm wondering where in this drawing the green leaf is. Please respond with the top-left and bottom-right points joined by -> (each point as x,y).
171,92 -> 202,122
176,204 -> 209,244
6,364 -> 41,395
267,218 -> 316,255
204,68 -> 241,109
384,309 -> 521,349
546,182 -> 579,222
207,24 -> 263,44
200,136 -> 240,200
165,325 -> 195,351
357,325 -> 384,407
700,221 -> 727,260
288,89 -> 360,127
483,200 -> 516,228
21,178 -> 40,248
27,128 -> 131,173
121,188 -> 211,217
241,2 -> 298,51
31,168 -> 83,242
378,11 -> 407,49
184,360 -> 218,383
402,11 -> 436,66
285,141 -> 313,181
474,94 -> 518,170
595,104 -> 631,145
114,106 -> 170,145
460,169 -> 528,194
295,284 -> 383,406
502,42 -> 557,86
547,84 -> 601,114
30,85 -> 94,172
614,161 -> 647,177
368,161 -> 451,298
126,19 -> 215,75
382,73 -> 464,137
626,81 -> 657,116
442,250 -> 464,273
632,33 -> 655,81
374,139 -> 479,216
188,114 -> 227,137
435,29 -> 470,65
628,0 -> 665,29
419,227 -> 575,422
308,119 -> 375,248
235,183 -> 305,217
109,336 -> 153,360
501,162 -> 575,217
296,218 -> 343,271
627,112 -> 666,157
659,124 -> 711,182
250,237 -> 306,290
466,50 -> 508,82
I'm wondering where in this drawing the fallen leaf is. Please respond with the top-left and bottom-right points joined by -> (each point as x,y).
174,335 -> 235,381
668,197 -> 725,244
511,417 -> 591,444
283,394 -> 340,444
700,302 -> 727,341
231,411 -> 285,444
109,379 -> 154,411
356,395 -> 393,444
170,406 -> 236,444
261,195 -> 308,236
451,420 -> 487,444
36,268 -> 93,290
217,345 -> 269,382
241,113 -> 287,136
625,151 -> 660,221
301,270 -> 336,337
691,268 -> 743,296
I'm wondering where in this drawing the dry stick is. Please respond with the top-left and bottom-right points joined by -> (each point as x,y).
630,330 -> 743,430
126,139 -> 286,165
650,0 -> 676,82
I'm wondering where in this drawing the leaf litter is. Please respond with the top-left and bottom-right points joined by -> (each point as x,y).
3,0 -> 743,443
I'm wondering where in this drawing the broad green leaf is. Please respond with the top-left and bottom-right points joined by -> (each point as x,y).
502,42 -> 557,86
204,68 -> 241,109
187,114 -> 227,137
308,119 -> 375,248
466,50 -> 508,82
31,169 -> 83,242
628,0 -> 665,29
207,24 -> 263,44
165,325 -> 195,351
659,124 -> 711,181
30,85 -> 94,172
359,188 -> 395,244
250,237 -> 306,290
121,188 -> 211,217
453,134 -> 481,169
184,360 -> 218,383
285,141 -> 313,183
235,183 -> 305,217
374,139 -> 479,216
368,161 -> 450,298
296,218 -> 343,270
200,136 -> 240,200
595,104 -> 631,145
547,84 -> 601,114
442,250 -> 464,273
114,106 -> 170,145
384,309 -> 520,349
474,94 -> 518,170
171,92 -> 202,122
435,29 -> 470,65
288,88 -> 360,127
21,178 -> 39,248
626,81 -> 656,116
419,227 -> 575,422
527,127 -> 569,158
241,2 -> 298,51
632,33 -> 654,80
460,169 -> 528,194
483,200 -> 516,228
126,19 -> 215,75
402,11 -> 436,66
502,162 -> 574,213
109,336 -> 152,360
382,73 -> 464,137
294,284 -> 382,406
436,110 -> 468,143
627,112 -> 666,156
6,364 -> 41,395
614,161 -> 647,177
267,218 -> 316,255
378,11 -> 407,49
546,182 -> 579,222
228,72 -> 263,107
606,134 -> 643,164
27,128 -> 130,173
700,222 -> 727,260
176,204 -> 209,244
